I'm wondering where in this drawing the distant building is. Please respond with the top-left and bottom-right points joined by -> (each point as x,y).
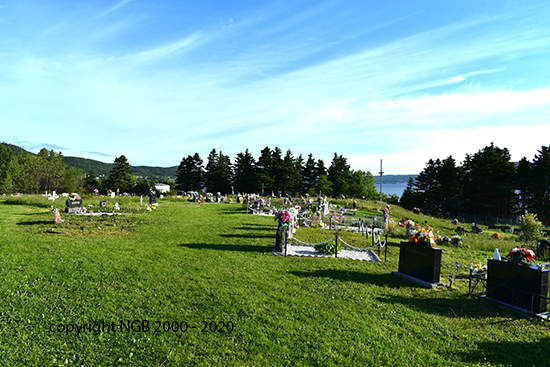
155,184 -> 170,193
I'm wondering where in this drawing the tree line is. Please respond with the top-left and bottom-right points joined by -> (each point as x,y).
0,145 -> 383,201
0,146 -> 142,196
175,147 -> 382,200
399,143 -> 550,223
0,146 -> 80,194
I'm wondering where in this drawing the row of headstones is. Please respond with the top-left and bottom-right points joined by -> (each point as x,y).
64,198 -> 109,214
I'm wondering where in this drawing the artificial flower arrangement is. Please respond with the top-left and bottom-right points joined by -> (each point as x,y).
492,233 -> 500,239
409,225 -> 437,246
275,210 -> 293,227
399,219 -> 415,227
451,235 -> 462,247
69,193 -> 80,200
471,263 -> 487,274
508,247 -> 536,265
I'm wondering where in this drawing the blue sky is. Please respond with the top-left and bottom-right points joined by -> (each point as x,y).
1,0 -> 550,174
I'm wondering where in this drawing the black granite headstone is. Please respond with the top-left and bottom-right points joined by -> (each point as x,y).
486,259 -> 549,313
66,199 -> 82,208
398,241 -> 442,283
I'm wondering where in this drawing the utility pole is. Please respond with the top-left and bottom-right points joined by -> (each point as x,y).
379,159 -> 383,202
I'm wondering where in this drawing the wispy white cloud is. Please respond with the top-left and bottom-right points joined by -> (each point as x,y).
1,1 -> 550,171
100,0 -> 133,17
121,32 -> 205,64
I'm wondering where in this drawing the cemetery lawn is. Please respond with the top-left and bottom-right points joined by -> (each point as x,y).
1,197 -> 549,366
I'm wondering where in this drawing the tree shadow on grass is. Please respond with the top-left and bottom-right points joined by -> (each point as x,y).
289,269 -> 415,289
16,220 -> 53,226
373,293 -> 514,319
219,233 -> 274,239
219,210 -> 249,215
454,337 -> 550,366
234,225 -> 274,231
179,243 -> 271,253
289,269 -> 519,319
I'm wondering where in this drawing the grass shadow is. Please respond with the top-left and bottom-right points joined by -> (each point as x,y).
179,243 -> 271,253
16,220 -> 53,226
219,233 -> 274,239
288,269 -> 415,289
454,337 -> 550,366
236,223 -> 275,229
374,293 -> 516,319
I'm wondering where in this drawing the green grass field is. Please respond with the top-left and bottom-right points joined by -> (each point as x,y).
1,196 -> 549,366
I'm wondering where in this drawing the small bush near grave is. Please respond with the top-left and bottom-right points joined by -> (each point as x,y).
314,239 -> 341,254
520,213 -> 543,246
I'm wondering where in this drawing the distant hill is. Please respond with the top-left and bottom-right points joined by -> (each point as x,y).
63,156 -> 113,176
374,174 -> 417,185
1,143 -> 177,181
63,156 -> 178,180
1,142 -> 32,156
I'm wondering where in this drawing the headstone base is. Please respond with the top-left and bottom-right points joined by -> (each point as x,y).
392,271 -> 446,289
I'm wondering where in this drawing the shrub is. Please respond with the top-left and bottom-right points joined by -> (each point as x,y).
520,213 -> 543,245
314,240 -> 341,254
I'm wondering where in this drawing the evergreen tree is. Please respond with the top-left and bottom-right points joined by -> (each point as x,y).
314,174 -> 332,196
347,170 -> 378,199
132,178 -> 152,195
413,156 -> 461,214
280,149 -> 300,196
515,157 -> 534,215
204,149 -> 219,191
256,147 -> 274,195
106,155 -> 133,192
271,147 -> 284,193
0,145 -> 14,193
317,159 -> 327,177
84,171 -> 100,192
294,154 -> 304,195
234,149 -> 257,194
414,158 -> 439,213
176,153 -> 204,192
327,153 -> 351,197
531,146 -> 550,222
437,156 -> 462,214
301,153 -> 318,195
462,143 -> 517,217
13,153 -> 40,193
399,177 -> 421,208
214,152 -> 233,194
35,148 -> 68,193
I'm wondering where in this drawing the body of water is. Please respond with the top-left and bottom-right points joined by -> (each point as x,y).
377,183 -> 406,198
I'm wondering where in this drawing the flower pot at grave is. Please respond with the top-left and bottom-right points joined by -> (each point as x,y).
486,259 -> 549,313
398,241 -> 442,283
66,199 -> 82,208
